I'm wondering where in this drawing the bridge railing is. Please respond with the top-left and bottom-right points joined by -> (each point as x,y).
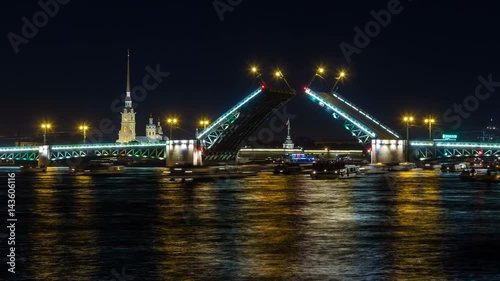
197,87 -> 263,140
305,88 -> 376,138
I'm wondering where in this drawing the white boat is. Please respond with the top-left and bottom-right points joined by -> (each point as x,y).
441,162 -> 468,172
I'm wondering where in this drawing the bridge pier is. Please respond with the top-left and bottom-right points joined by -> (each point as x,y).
166,140 -> 202,167
371,139 -> 405,164
38,145 -> 50,167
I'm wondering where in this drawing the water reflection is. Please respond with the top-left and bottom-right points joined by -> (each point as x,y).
296,176 -> 359,280
238,174 -> 300,280
390,170 -> 446,280
28,172 -> 64,280
9,168 -> 500,280
153,181 -> 218,279
63,175 -> 99,278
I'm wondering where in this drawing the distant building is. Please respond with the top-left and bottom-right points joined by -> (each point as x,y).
16,141 -> 41,147
135,113 -> 165,143
117,50 -> 137,143
116,50 -> 164,144
478,118 -> 499,142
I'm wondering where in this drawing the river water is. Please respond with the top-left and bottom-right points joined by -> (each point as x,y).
1,168 -> 500,281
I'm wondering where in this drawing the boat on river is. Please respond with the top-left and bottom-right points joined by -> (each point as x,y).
359,163 -> 388,174
20,165 -> 47,173
310,160 -> 360,179
163,164 -> 259,182
459,168 -> 500,183
71,159 -> 124,176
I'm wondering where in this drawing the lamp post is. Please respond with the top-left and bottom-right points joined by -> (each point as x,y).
403,116 -> 414,161
41,123 -> 51,145
199,119 -> 209,130
275,69 -> 292,91
424,117 -> 435,140
167,118 -> 178,140
331,71 -> 346,94
79,124 -> 89,144
251,66 -> 265,85
307,67 -> 325,87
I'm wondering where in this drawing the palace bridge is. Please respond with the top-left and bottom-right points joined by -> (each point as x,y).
1,85 -> 499,165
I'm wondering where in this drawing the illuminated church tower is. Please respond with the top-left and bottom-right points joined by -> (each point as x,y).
117,49 -> 136,143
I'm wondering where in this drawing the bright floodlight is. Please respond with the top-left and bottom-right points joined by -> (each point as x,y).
251,67 -> 257,73
339,71 -> 346,78
318,68 -> 325,74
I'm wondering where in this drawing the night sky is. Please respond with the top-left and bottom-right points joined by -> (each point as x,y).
1,0 -> 499,143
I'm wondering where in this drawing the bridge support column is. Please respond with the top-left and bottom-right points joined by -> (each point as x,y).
38,145 -> 50,167
166,140 -> 202,167
371,139 -> 405,164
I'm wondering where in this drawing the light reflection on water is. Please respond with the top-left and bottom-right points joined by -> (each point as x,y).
2,168 -> 500,280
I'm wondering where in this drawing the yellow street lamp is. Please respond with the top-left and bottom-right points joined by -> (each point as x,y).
307,67 -> 326,87
41,123 -> 51,145
424,117 -> 436,140
199,119 -> 209,130
167,118 -> 178,140
251,65 -> 265,84
274,69 -> 292,90
79,124 -> 89,144
331,70 -> 347,93
403,116 -> 414,161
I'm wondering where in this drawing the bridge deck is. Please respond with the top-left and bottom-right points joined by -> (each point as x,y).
198,87 -> 296,160
312,90 -> 399,140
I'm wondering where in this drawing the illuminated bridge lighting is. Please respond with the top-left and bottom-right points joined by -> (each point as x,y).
410,141 -> 500,149
197,87 -> 263,139
333,92 -> 400,139
410,141 -> 434,147
435,142 -> 500,149
51,142 -> 166,150
0,147 -> 39,152
305,88 -> 376,138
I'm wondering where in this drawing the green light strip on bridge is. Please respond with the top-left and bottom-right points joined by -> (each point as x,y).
305,88 -> 376,138
411,141 -> 500,148
197,87 -> 263,139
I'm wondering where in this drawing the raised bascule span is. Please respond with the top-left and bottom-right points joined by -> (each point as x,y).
197,86 -> 296,161
304,87 -> 400,145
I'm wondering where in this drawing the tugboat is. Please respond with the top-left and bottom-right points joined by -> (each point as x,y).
310,160 -> 360,179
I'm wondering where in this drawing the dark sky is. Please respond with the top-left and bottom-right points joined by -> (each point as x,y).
1,0 -> 499,142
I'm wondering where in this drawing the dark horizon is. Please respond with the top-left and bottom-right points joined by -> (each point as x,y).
1,0 -> 500,142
